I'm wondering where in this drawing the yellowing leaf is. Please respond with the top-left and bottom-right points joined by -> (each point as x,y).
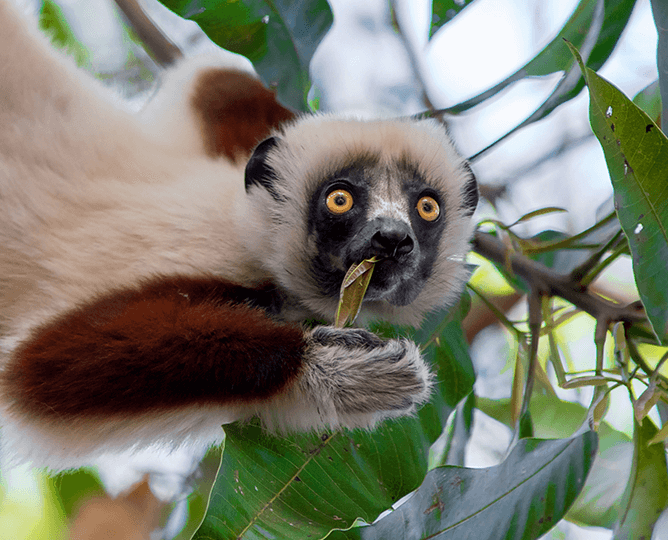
334,258 -> 378,328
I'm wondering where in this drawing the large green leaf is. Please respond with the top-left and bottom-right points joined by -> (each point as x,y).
443,0 -> 635,116
428,392 -> 475,469
196,421 -> 437,540
195,301 -> 475,539
174,446 -> 224,540
157,0 -> 332,111
330,431 -> 598,540
613,418 -> 668,539
570,43 -> 668,342
477,394 -> 632,529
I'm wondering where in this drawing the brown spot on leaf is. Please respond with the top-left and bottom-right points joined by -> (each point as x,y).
424,495 -> 445,515
424,488 -> 445,515
646,124 -> 654,133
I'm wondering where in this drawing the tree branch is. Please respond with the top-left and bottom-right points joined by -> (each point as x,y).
113,0 -> 183,66
471,230 -> 646,325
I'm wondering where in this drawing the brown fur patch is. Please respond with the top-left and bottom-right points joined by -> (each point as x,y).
3,275 -> 305,420
191,68 -> 295,162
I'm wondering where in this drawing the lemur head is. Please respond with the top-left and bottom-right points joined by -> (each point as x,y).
243,115 -> 478,326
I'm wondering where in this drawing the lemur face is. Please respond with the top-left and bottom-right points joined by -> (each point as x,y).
306,156 -> 446,307
243,116 -> 477,324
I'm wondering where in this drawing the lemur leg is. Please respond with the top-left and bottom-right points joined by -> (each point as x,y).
1,276 -> 305,421
1,275 -> 432,441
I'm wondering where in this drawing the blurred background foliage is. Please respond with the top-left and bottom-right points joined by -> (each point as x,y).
2,0 -> 668,539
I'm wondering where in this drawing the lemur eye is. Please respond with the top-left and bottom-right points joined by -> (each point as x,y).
417,196 -> 440,222
326,189 -> 354,214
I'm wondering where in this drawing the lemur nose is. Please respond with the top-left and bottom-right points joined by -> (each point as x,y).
370,221 -> 415,258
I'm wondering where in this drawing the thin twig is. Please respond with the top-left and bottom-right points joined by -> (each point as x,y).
519,292 -> 542,423
113,0 -> 183,66
522,212 -> 617,255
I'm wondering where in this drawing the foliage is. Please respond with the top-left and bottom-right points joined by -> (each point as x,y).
157,0 -> 332,111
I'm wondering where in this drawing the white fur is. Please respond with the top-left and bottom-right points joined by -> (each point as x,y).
247,115 -> 475,325
0,2 -> 266,468
0,2 -> 268,342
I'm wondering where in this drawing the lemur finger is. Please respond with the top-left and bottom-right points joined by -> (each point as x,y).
303,327 -> 433,416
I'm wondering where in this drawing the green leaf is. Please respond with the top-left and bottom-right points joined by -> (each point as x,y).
476,395 -> 633,530
157,0 -> 332,111
477,394 -> 632,528
444,0 -> 635,116
476,394 -> 629,442
509,207 -> 568,227
613,418 -> 668,539
430,0 -> 474,37
414,296 -> 476,411
633,80 -> 662,123
195,300 -> 475,539
51,469 -> 105,519
195,423 -> 439,540
173,445 -> 224,540
428,392 -> 475,469
568,439 -> 632,529
331,431 -> 598,540
39,0 -> 88,67
647,419 -> 668,446
569,42 -> 668,342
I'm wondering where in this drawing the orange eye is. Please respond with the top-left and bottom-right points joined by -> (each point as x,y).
326,189 -> 353,214
417,196 -> 440,222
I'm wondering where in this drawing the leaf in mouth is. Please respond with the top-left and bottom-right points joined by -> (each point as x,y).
334,257 -> 379,328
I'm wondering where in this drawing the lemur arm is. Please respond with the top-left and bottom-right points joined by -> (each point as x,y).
0,276 -> 431,469
3,276 -> 304,420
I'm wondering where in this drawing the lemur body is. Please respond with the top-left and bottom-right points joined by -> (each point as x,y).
0,2 -> 478,470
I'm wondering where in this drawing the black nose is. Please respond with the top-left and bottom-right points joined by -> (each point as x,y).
370,220 -> 414,258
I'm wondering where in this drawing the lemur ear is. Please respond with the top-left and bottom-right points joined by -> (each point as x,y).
245,137 -> 282,200
190,69 -> 295,162
461,162 -> 479,216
